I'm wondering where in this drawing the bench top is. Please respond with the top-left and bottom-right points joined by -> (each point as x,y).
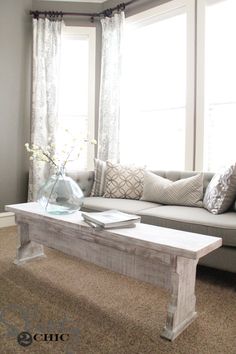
6,202 -> 222,260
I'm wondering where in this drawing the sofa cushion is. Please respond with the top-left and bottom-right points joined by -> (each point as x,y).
67,170 -> 94,197
82,197 -> 159,214
141,172 -> 203,207
139,205 -> 236,247
203,163 -> 236,214
91,158 -> 106,197
103,161 -> 145,200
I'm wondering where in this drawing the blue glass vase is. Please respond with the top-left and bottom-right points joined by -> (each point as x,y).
37,168 -> 84,215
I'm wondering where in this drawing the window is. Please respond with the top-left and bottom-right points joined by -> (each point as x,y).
120,0 -> 195,170
120,0 -> 236,172
196,0 -> 236,171
57,26 -> 96,171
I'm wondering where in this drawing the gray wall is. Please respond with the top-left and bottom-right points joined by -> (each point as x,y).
103,0 -> 170,17
33,0 -> 102,15
0,0 -> 32,211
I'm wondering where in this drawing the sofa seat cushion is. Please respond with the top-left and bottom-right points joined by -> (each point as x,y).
82,197 -> 160,214
139,206 -> 236,247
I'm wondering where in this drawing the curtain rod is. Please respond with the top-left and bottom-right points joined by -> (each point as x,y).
30,0 -> 138,22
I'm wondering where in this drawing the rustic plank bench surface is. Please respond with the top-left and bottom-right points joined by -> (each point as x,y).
6,202 -> 222,341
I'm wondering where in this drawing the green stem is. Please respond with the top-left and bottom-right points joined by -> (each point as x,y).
45,171 -> 62,211
42,151 -> 58,167
62,146 -> 76,170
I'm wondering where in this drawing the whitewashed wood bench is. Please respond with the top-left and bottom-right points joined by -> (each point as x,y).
6,202 -> 222,341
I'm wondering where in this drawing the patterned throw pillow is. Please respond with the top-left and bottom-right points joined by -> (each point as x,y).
90,158 -> 106,197
141,172 -> 204,207
203,163 -> 236,214
103,161 -> 145,199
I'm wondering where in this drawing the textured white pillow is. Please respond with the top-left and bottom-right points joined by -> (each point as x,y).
141,172 -> 204,207
103,161 -> 145,199
203,164 -> 236,214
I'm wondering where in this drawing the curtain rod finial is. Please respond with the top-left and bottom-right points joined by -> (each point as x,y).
32,10 -> 39,19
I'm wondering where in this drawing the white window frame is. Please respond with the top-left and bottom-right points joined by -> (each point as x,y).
61,26 -> 96,170
195,0 -> 228,171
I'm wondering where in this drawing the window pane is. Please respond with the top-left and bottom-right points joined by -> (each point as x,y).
120,11 -> 186,169
57,32 -> 89,170
204,0 -> 236,171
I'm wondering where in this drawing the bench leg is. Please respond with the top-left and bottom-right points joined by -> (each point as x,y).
161,256 -> 198,341
14,221 -> 45,265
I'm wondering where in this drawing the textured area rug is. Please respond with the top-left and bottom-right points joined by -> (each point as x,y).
0,226 -> 235,354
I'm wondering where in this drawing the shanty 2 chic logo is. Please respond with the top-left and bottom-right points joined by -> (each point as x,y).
0,304 -> 80,350
17,331 -> 70,347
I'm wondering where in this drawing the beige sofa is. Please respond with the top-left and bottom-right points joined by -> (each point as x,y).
69,170 -> 236,273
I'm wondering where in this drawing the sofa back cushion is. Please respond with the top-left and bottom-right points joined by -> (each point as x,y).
141,172 -> 204,207
70,168 -> 215,200
90,158 -> 106,197
67,170 -> 95,197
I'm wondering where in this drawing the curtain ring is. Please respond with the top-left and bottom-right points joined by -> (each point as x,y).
103,8 -> 113,18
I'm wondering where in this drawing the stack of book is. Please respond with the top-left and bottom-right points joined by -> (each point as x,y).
81,209 -> 141,229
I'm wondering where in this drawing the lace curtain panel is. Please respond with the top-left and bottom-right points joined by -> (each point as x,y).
98,11 -> 125,162
28,17 -> 64,201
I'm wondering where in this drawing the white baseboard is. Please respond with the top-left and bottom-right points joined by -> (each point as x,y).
0,212 -> 16,228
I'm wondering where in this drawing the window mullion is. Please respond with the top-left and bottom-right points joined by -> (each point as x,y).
195,0 -> 206,171
185,0 -> 196,170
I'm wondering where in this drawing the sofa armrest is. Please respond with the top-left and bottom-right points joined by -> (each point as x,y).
67,170 -> 95,197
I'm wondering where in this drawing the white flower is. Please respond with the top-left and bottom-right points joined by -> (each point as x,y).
25,130 -> 96,170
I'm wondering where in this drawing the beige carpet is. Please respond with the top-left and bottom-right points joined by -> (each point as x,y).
0,226 -> 235,354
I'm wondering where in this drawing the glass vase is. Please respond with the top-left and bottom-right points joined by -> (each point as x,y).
37,168 -> 84,215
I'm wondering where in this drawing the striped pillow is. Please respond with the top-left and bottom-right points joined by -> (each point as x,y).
141,172 -> 203,207
90,158 -> 106,197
